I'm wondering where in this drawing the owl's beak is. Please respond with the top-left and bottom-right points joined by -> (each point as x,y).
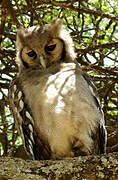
40,54 -> 47,69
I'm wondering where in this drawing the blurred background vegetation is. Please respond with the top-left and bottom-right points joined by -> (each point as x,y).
0,0 -> 118,159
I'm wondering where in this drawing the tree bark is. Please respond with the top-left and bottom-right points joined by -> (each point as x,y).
0,153 -> 118,180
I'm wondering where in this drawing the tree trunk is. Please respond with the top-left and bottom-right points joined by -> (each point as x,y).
0,153 -> 118,180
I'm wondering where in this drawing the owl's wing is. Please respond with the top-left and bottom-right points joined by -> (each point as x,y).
9,77 -> 51,160
82,72 -> 107,154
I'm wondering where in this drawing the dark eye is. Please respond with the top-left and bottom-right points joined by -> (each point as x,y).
27,50 -> 37,59
45,44 -> 56,52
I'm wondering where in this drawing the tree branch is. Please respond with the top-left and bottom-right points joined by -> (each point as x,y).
0,154 -> 118,179
36,0 -> 118,21
77,41 -> 118,54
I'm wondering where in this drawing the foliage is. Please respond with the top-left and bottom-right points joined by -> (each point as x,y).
0,0 -> 118,158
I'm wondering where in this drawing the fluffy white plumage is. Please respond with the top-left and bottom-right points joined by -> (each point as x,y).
9,19 -> 107,160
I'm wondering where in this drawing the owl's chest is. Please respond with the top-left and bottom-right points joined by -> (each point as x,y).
24,70 -> 76,113
22,70 -> 77,142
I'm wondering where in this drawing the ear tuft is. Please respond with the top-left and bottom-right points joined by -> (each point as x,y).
17,26 -> 26,40
16,26 -> 27,50
49,18 -> 63,37
51,18 -> 62,27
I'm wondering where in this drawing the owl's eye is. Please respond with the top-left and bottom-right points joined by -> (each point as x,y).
45,44 -> 56,52
27,50 -> 37,59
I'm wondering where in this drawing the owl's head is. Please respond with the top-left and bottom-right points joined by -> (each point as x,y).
16,19 -> 76,72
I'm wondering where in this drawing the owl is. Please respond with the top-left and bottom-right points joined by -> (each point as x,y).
9,19 -> 107,160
